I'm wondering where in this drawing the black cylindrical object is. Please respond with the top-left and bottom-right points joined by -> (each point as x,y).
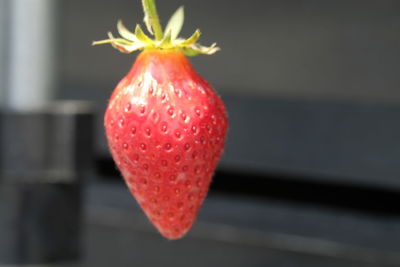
0,101 -> 94,265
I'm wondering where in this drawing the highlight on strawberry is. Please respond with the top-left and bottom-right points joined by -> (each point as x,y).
93,0 -> 228,240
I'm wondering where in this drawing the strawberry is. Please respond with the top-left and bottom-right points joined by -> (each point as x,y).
93,0 -> 227,239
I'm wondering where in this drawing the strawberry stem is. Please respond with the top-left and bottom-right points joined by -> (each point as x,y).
142,0 -> 164,41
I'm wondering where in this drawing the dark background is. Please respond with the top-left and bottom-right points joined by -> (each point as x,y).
61,0 -> 400,103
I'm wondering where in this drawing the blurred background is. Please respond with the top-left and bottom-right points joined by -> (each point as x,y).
1,0 -> 400,266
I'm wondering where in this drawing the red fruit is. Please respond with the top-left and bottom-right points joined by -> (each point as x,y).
94,0 -> 227,239
104,50 -> 227,239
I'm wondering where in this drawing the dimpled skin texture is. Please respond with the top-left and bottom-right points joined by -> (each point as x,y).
104,50 -> 228,239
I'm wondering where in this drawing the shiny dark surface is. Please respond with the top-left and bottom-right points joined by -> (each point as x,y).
81,179 -> 400,267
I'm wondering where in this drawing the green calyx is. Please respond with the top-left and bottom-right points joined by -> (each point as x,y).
92,0 -> 220,56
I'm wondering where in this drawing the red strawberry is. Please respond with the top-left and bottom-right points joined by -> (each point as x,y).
93,0 -> 228,239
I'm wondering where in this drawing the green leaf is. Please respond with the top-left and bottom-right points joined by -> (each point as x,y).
135,24 -> 153,44
165,6 -> 184,41
178,29 -> 201,46
92,32 -> 133,46
143,14 -> 153,35
182,47 -> 201,57
142,0 -> 154,35
182,43 -> 220,56
159,29 -> 173,48
117,20 -> 137,42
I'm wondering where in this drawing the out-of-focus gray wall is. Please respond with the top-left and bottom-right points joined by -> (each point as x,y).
60,0 -> 400,103
0,0 -> 9,106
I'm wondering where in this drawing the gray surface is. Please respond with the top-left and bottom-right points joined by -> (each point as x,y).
222,96 -> 400,189
1,181 -> 399,267
81,181 -> 400,267
0,104 -> 94,183
85,225 -> 382,267
0,105 -> 94,264
0,183 -> 82,264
